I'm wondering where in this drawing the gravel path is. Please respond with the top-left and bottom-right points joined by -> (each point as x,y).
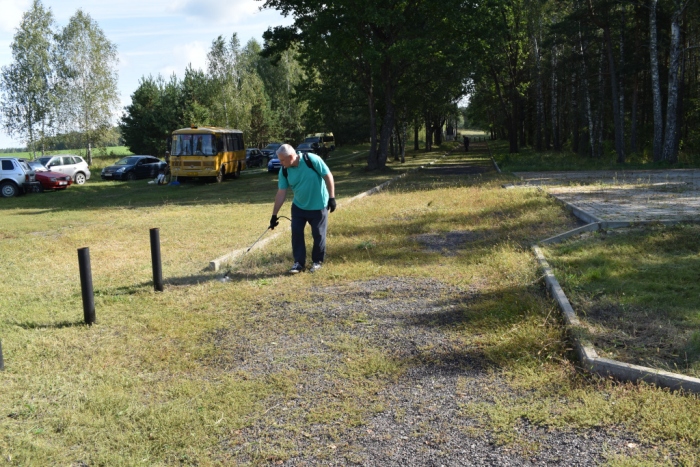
213,277 -> 641,465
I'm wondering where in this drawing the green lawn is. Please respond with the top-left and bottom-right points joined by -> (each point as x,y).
543,224 -> 700,378
1,141 -> 699,465
491,140 -> 700,172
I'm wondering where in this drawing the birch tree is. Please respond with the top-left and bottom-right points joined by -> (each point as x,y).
649,0 -> 664,161
56,10 -> 119,165
0,0 -> 58,157
662,0 -> 690,163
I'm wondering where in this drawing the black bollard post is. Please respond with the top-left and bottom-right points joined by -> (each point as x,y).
150,228 -> 164,292
0,340 -> 4,371
78,247 -> 96,325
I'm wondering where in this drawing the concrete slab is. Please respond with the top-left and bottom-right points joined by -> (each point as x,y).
514,169 -> 700,223
525,168 -> 700,393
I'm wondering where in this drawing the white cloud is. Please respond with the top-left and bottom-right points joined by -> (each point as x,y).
179,0 -> 261,25
0,0 -> 30,33
162,40 -> 208,77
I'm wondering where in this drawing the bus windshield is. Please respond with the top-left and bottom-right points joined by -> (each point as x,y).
172,134 -> 216,156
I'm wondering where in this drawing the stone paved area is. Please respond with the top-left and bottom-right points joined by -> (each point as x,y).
513,169 -> 700,222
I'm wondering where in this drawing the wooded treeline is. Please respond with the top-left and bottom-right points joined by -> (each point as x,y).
120,35 -> 310,158
20,0 -> 696,169
260,0 -> 474,170
468,0 -> 700,163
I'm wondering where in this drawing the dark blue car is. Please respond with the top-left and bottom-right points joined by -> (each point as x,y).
101,156 -> 168,181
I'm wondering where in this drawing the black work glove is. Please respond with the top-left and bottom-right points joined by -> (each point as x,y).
269,214 -> 279,230
328,198 -> 336,213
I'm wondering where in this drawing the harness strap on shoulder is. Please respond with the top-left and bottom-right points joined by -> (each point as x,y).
282,153 -> 321,180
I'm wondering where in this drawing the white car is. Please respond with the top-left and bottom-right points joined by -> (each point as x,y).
0,157 -> 40,197
36,155 -> 91,185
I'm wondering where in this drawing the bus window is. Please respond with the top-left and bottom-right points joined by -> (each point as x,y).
172,134 -> 216,156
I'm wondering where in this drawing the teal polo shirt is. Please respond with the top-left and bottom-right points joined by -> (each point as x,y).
278,153 -> 330,210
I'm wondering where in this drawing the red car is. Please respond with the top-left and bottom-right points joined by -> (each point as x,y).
28,160 -> 73,191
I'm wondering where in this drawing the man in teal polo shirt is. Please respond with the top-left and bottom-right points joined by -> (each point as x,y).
269,144 -> 336,273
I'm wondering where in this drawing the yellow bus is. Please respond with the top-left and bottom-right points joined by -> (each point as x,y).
168,126 -> 247,182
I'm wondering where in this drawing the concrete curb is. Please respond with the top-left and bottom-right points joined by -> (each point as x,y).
533,245 -> 700,393
209,151 -> 453,271
486,143 -> 502,174
529,188 -> 700,393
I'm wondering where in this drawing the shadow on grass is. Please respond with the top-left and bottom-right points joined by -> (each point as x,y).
13,320 -> 91,330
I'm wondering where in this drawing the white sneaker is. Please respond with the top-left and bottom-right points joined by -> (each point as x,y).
309,262 -> 322,273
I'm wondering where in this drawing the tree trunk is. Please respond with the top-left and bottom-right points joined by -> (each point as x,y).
662,2 -> 682,163
673,52 -> 684,159
649,0 -> 664,161
534,36 -> 545,151
509,94 -> 519,153
519,103 -> 526,148
595,50 -> 605,158
401,121 -> 406,163
551,44 -> 561,152
377,98 -> 394,168
630,6 -> 642,154
571,73 -> 580,154
425,117 -> 432,151
435,117 -> 444,146
631,74 -> 639,153
366,83 -> 379,170
490,64 -> 518,153
578,28 -> 596,158
618,8 -> 626,157
414,123 -> 419,151
604,25 -> 624,163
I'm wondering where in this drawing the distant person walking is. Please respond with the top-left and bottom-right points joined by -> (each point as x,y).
463,135 -> 470,152
269,144 -> 336,274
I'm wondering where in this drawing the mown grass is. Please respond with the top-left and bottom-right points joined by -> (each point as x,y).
1,141 -> 699,465
542,224 -> 700,378
491,140 -> 700,172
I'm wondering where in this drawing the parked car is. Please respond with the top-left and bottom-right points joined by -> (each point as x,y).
303,133 -> 334,159
245,148 -> 265,168
101,156 -> 168,181
36,155 -> 91,185
296,142 -> 317,154
261,142 -> 283,162
267,155 -> 282,173
27,160 -> 73,191
0,157 -> 40,197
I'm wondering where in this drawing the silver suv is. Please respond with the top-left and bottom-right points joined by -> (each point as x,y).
0,157 -> 40,197
36,155 -> 91,184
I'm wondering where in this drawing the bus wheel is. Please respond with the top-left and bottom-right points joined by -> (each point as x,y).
232,162 -> 241,179
216,166 -> 225,183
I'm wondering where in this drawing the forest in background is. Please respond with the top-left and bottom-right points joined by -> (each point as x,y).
4,0 -> 700,169
468,0 -> 700,165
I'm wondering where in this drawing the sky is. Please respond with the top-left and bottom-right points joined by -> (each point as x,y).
0,0 -> 293,149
